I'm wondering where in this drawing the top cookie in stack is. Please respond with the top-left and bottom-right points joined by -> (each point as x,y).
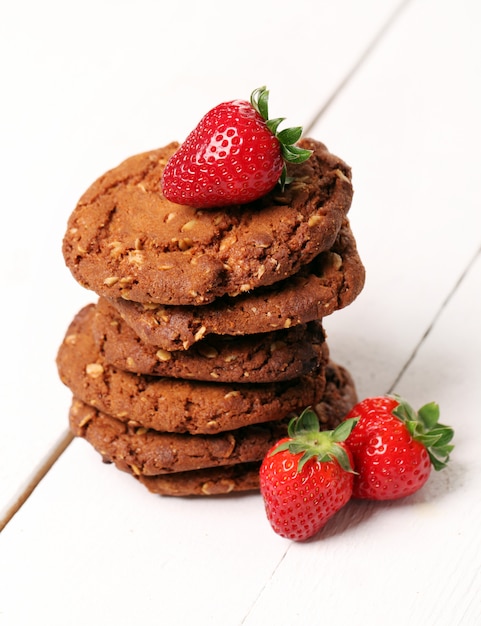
63,138 -> 356,307
58,90 -> 365,496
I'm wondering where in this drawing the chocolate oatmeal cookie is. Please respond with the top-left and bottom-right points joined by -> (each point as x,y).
68,360 -> 357,478
107,219 -> 364,351
139,463 -> 262,496
93,297 -> 326,383
62,139 -> 353,305
57,305 -> 328,434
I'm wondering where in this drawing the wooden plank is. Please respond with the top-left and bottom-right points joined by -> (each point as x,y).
0,441 -> 287,625
0,0 -> 405,521
8,1 -> 481,626
308,0 -> 481,399
241,0 -> 481,622
242,252 -> 481,625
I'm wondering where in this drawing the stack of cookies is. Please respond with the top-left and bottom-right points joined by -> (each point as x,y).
57,138 -> 365,496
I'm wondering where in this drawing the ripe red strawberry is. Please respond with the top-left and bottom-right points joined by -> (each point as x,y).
344,395 -> 454,500
161,86 -> 312,208
259,408 -> 358,541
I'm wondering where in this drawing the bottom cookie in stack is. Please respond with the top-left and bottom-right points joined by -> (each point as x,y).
67,360 -> 357,496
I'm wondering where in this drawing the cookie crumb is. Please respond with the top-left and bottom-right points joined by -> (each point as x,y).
85,363 -> 104,378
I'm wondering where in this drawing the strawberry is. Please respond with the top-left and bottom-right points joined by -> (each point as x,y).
259,408 -> 358,541
344,395 -> 454,500
161,86 -> 312,208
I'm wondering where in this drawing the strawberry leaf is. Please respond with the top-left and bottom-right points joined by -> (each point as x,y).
331,417 -> 359,442
268,407 -> 356,474
278,167 -> 294,192
288,407 -> 321,437
251,86 -> 270,120
418,402 -> 440,429
281,144 -> 314,164
329,445 -> 355,474
265,117 -> 285,135
277,126 -> 303,145
431,425 -> 455,447
268,440 -> 292,456
390,394 -> 454,471
429,445 -> 454,471
250,86 -> 312,178
392,396 -> 418,423
297,451 -> 313,473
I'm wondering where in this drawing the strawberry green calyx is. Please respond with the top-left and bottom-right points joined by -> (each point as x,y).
390,395 -> 454,471
250,86 -> 312,189
269,407 -> 358,474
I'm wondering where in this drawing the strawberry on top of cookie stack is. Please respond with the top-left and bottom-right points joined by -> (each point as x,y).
57,87 -> 365,497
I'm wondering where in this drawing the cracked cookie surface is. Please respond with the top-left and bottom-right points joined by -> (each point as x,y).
57,305 -> 328,434
106,219 -> 365,351
62,139 -> 353,305
93,297 -> 327,383
68,360 -> 357,481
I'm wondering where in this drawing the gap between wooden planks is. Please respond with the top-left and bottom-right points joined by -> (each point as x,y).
303,0 -> 414,135
387,244 -> 481,394
0,430 -> 73,532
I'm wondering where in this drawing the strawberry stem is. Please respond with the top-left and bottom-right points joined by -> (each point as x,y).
270,407 -> 358,474
250,86 -> 312,190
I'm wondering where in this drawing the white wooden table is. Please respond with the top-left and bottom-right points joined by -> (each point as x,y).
1,1 -> 480,624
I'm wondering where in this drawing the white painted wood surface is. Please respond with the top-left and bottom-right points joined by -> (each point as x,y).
1,1 -> 480,625
0,0 -> 403,524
